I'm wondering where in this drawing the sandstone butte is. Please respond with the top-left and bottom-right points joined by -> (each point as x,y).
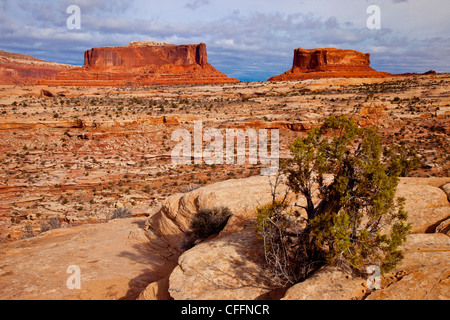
0,50 -> 73,85
40,41 -> 239,86
269,47 -> 391,81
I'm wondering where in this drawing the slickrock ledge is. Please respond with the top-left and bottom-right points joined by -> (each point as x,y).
141,176 -> 449,300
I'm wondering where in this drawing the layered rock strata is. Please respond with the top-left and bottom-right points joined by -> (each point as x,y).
269,47 -> 391,81
41,42 -> 239,86
0,50 -> 73,85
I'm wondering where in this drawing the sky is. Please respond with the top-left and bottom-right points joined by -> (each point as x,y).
1,0 -> 449,81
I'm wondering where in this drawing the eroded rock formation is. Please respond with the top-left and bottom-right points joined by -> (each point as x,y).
0,50 -> 73,85
41,41 -> 238,86
84,42 -> 208,68
269,47 -> 391,81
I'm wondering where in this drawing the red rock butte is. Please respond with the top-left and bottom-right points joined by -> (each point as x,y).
269,47 -> 391,81
41,41 -> 239,86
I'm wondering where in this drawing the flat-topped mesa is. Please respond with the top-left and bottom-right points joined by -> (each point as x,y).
84,42 -> 208,68
127,41 -> 172,47
42,41 -> 237,86
269,47 -> 390,81
293,48 -> 371,71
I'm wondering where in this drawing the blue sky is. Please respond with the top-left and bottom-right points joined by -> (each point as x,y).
1,0 -> 449,81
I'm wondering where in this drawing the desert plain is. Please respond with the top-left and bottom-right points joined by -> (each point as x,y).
0,73 -> 449,299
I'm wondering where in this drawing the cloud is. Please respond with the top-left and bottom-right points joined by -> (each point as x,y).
0,0 -> 449,80
185,0 -> 210,11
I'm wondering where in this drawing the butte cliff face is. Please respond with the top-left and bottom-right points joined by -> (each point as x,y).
0,50 -> 73,85
84,41 -> 208,68
42,41 -> 238,86
269,47 -> 390,81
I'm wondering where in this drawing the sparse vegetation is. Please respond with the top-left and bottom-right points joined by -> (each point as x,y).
40,216 -> 62,232
256,115 -> 415,285
182,207 -> 232,251
110,207 -> 132,220
0,75 -> 448,242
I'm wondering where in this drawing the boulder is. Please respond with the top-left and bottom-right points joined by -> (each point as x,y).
137,276 -> 172,300
396,179 -> 450,233
436,218 -> 450,236
39,89 -> 54,98
281,266 -> 367,300
282,233 -> 450,301
441,182 -> 450,201
399,233 -> 450,267
366,234 -> 450,300
168,227 -> 275,300
367,266 -> 449,300
146,176 -> 450,300
144,175 -> 292,254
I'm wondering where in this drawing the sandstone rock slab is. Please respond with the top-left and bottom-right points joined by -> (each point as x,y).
144,175 -> 291,253
281,267 -> 366,300
137,276 -> 172,300
366,233 -> 450,300
436,218 -> 450,236
168,227 -> 275,300
441,182 -> 450,201
396,179 -> 450,233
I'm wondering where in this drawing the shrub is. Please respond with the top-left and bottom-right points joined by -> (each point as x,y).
40,216 -> 62,232
191,207 -> 232,239
182,207 -> 232,251
183,184 -> 201,193
111,207 -> 132,219
22,224 -> 34,238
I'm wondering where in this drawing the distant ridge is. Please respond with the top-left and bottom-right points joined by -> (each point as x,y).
0,50 -> 74,85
